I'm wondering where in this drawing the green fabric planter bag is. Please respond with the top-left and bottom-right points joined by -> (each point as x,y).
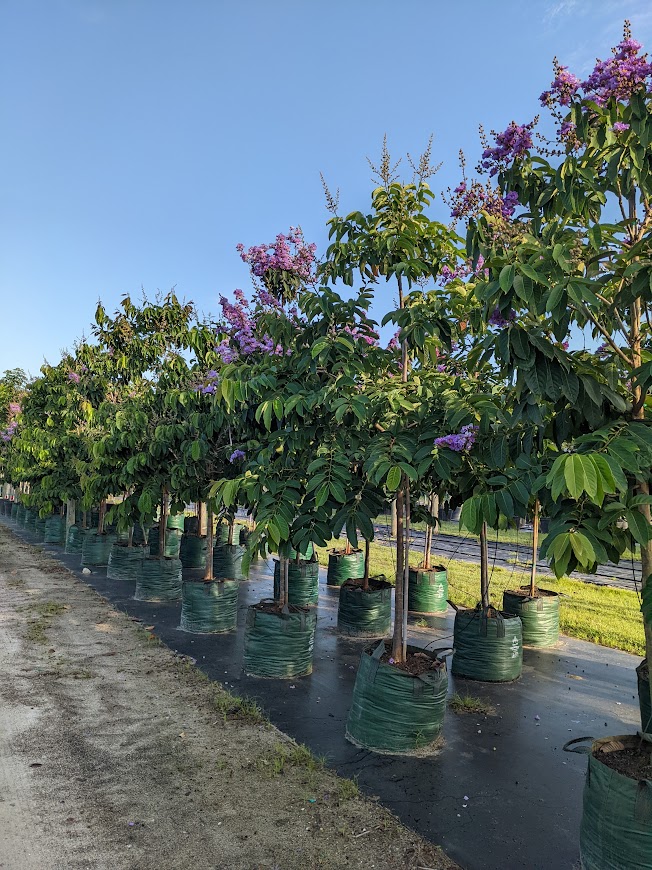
135,557 -> 183,602
638,660 -> 652,733
23,509 -> 37,530
213,544 -> 247,581
184,516 -> 199,535
82,532 -> 117,567
107,544 -> 146,581
179,535 -> 208,569
215,524 -> 230,546
65,525 -> 88,555
34,517 -> 47,541
15,504 -> 25,524
452,607 -> 522,682
408,567 -> 448,614
577,735 -> 652,870
502,588 -> 560,647
11,503 -> 19,521
44,515 -> 66,544
337,579 -> 392,637
243,604 -> 317,678
273,559 -> 319,605
327,550 -> 364,587
346,641 -> 448,755
179,578 -> 239,633
167,513 -> 185,532
149,527 -> 182,558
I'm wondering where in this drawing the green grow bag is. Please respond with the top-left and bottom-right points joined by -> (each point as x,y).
239,526 -> 251,546
15,504 -> 25,524
167,513 -> 185,532
502,587 -> 560,647
273,559 -> 319,605
65,525 -> 88,555
213,544 -> 247,581
215,523 -> 230,546
44,515 -> 66,544
81,531 -> 117,567
638,660 -> 652,733
179,535 -> 208,569
107,544 -> 146,581
243,603 -> 317,678
179,578 -> 239,633
11,503 -> 18,521
135,557 -> 182,602
346,641 -> 448,755
115,528 -> 131,545
132,524 -> 148,545
286,542 -> 314,561
452,607 -> 522,682
149,527 -> 182,558
579,735 -> 652,870
327,550 -> 364,588
90,510 -> 100,528
184,515 -> 199,535
337,579 -> 392,637
0,499 -> 8,515
24,509 -> 37,530
33,517 -> 47,541
408,567 -> 448,614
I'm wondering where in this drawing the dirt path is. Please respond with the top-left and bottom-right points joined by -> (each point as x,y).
0,526 -> 456,870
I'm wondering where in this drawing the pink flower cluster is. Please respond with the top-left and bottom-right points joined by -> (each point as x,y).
343,324 -> 379,346
480,122 -> 535,176
434,424 -> 478,453
237,228 -> 317,288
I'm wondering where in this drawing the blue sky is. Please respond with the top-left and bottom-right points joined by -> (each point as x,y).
2,0 -> 652,377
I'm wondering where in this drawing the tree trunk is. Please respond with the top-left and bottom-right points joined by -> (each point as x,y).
197,500 -> 203,537
228,518 -> 234,547
363,538 -> 370,591
203,510 -> 214,581
480,522 -> 490,610
98,500 -> 106,535
390,499 -> 397,538
158,489 -> 168,557
529,499 -> 539,596
66,500 -> 76,539
391,488 -> 405,661
402,481 -> 411,662
277,556 -> 288,606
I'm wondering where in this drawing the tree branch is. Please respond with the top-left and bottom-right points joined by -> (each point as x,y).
571,302 -> 634,367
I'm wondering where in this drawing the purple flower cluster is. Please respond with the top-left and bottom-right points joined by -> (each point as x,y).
215,293 -> 288,363
8,402 -> 21,415
480,121 -> 535,176
450,181 -> 519,222
488,307 -> 516,328
439,255 -> 488,285
434,424 -> 478,453
1,421 -> 17,443
387,330 -> 401,352
229,449 -> 245,463
198,369 -> 219,395
237,227 -> 317,287
581,36 -> 652,107
67,370 -> 80,384
612,122 -> 630,132
539,63 -> 581,107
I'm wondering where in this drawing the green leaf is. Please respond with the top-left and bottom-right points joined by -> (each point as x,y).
564,455 -> 585,499
499,264 -> 515,293
191,441 -> 201,461
625,509 -> 652,546
579,455 -> 598,500
386,466 -> 402,492
569,531 -> 596,567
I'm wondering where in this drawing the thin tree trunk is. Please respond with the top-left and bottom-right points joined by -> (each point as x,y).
345,538 -> 352,555
390,499 -> 397,538
228,518 -> 234,546
159,489 -> 168,557
392,488 -> 405,661
197,500 -> 203,537
203,509 -> 214,581
277,556 -> 288,606
98,500 -> 106,535
402,482 -> 411,662
363,538 -> 370,591
127,525 -> 134,548
529,499 -> 539,596
480,522 -> 490,610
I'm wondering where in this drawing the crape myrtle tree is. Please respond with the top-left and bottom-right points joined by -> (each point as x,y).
5,353 -> 104,520
462,24 -> 652,694
90,292 -> 200,550
319,139 -> 470,662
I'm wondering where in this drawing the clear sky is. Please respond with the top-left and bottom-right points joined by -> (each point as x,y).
2,0 -> 652,377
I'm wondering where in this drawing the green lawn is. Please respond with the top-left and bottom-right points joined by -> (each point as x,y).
316,538 -> 645,657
